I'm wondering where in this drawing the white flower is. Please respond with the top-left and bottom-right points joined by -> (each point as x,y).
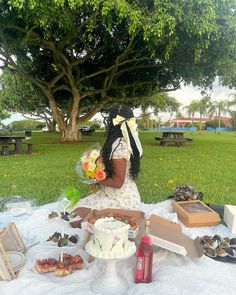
90,149 -> 100,160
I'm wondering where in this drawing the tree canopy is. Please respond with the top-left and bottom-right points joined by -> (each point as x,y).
0,0 -> 236,141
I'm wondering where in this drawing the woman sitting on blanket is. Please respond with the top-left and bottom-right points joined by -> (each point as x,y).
77,104 -> 143,210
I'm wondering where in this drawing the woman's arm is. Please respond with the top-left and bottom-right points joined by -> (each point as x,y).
99,158 -> 126,188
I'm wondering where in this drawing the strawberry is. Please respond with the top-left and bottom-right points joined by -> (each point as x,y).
63,253 -> 71,260
48,258 -> 57,265
56,262 -> 65,269
70,255 -> 82,263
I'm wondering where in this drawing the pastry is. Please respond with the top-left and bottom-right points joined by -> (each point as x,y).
54,262 -> 72,276
70,255 -> 84,270
35,258 -> 57,273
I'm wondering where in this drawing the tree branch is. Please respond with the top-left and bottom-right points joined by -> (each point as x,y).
79,98 -> 110,123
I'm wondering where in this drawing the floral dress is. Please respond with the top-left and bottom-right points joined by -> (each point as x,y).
77,138 -> 141,210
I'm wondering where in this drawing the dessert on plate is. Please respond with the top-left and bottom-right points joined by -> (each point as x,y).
35,253 -> 84,276
47,232 -> 80,247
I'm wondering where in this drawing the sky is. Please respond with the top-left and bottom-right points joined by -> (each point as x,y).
157,81 -> 235,121
172,81 -> 234,106
2,81 -> 235,125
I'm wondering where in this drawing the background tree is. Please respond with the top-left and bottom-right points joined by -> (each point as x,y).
138,93 -> 180,129
0,88 -> 10,126
208,100 -> 228,130
0,71 -> 59,132
205,119 -> 226,129
6,119 -> 45,130
1,0 -> 236,142
195,92 -> 212,131
229,110 -> 236,130
185,100 -> 199,130
0,109 -> 10,126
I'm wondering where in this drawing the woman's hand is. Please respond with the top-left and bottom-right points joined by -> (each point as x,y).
90,182 -> 100,192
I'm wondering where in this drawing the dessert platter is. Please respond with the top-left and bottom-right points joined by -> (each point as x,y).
46,231 -> 80,248
85,217 -> 136,295
200,235 -> 236,263
34,253 -> 84,277
48,210 -> 82,223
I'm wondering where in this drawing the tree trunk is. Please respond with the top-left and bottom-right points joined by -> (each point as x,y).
47,91 -> 80,142
47,118 -> 57,132
61,125 -> 79,142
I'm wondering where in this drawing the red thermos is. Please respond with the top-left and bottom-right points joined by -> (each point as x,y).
134,235 -> 153,283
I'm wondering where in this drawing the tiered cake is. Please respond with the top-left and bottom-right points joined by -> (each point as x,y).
86,217 -> 136,259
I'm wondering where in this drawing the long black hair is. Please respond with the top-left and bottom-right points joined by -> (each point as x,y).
101,104 -> 141,179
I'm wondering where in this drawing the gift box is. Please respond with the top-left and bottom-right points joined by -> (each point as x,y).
224,205 -> 236,234
148,214 -> 204,258
172,200 -> 221,227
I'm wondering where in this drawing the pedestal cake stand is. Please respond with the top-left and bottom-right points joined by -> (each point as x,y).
85,241 -> 136,295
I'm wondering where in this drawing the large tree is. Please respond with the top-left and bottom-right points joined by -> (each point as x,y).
0,70 -> 61,131
0,0 -> 236,141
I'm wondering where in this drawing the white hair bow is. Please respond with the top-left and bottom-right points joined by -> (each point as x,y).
112,115 -> 143,157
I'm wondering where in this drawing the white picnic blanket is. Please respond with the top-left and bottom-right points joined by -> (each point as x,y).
1,200 -> 236,295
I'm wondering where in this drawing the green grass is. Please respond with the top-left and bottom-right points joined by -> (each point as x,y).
0,130 -> 236,206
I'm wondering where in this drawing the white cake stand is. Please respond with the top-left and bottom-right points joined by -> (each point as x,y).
85,241 -> 136,295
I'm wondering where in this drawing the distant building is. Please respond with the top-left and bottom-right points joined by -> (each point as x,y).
170,116 -> 231,127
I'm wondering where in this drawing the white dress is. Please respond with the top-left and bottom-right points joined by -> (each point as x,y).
77,138 -> 141,210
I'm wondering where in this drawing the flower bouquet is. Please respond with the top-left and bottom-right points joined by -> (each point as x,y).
76,146 -> 106,184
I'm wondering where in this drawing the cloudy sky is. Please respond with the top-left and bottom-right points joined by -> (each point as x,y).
172,81 -> 234,106
156,80 -> 235,121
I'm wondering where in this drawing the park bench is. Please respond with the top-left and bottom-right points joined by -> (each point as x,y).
0,144 -> 10,155
22,143 -> 33,154
0,142 -> 33,155
155,137 -> 193,147
0,142 -> 17,155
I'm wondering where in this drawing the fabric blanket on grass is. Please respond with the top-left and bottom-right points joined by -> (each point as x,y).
0,200 -> 236,295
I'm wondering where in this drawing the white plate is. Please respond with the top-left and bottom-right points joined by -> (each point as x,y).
30,267 -> 61,281
44,241 -> 79,249
1,251 -> 25,269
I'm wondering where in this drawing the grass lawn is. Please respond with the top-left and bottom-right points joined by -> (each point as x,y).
0,130 -> 236,206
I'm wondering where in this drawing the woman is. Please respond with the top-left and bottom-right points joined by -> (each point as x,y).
77,104 -> 143,210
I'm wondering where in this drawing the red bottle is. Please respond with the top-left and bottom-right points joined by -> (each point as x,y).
134,235 -> 153,283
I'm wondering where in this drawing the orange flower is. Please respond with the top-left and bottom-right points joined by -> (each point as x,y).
95,168 -> 106,181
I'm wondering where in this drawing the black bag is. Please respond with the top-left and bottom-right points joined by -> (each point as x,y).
168,185 -> 203,201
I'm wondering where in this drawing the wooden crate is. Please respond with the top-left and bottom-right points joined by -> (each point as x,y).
0,223 -> 26,280
172,200 -> 221,227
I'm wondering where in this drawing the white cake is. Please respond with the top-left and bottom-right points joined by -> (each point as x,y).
86,217 -> 136,259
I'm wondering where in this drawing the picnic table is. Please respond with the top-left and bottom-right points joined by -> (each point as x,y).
155,131 -> 193,146
0,200 -> 236,295
0,136 -> 33,155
